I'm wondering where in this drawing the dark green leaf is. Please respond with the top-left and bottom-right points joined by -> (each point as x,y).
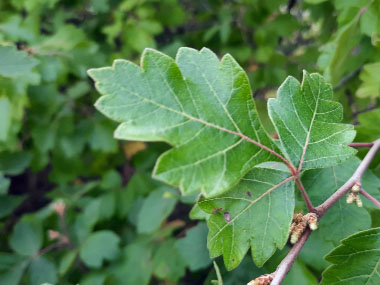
321,227 -> 380,284
175,222 -> 212,271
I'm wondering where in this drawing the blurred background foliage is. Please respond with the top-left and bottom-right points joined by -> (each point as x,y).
0,0 -> 379,284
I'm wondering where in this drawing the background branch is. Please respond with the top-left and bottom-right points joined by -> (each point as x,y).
360,188 -> 380,210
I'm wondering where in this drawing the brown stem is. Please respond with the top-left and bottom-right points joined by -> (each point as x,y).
349,142 -> 374,148
360,188 -> 380,210
295,177 -> 314,212
271,138 -> 380,284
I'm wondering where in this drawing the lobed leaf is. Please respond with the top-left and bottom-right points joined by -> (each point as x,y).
89,47 -> 277,197
321,227 -> 380,284
268,71 -> 356,171
198,165 -> 294,270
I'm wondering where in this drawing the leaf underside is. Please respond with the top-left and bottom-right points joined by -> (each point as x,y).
321,227 -> 380,284
199,165 -> 294,270
89,47 -> 277,197
268,71 -> 356,170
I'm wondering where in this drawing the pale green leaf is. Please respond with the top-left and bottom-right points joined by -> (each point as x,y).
199,165 -> 294,270
137,186 -> 177,234
89,47 -> 277,197
0,45 -> 38,78
79,230 -> 120,268
321,227 -> 380,284
268,71 -> 356,170
356,62 -> 380,98
355,109 -> 380,142
317,16 -> 360,85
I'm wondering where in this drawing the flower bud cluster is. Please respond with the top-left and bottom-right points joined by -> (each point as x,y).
346,182 -> 363,207
289,212 -> 318,244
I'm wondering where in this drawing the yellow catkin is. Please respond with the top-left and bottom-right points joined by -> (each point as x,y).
346,192 -> 356,204
290,221 -> 306,244
304,213 -> 318,231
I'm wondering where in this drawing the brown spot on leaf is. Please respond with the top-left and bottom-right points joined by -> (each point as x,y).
212,208 -> 223,214
246,191 -> 252,197
224,212 -> 231,223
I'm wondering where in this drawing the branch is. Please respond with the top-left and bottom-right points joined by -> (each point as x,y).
316,139 -> 380,216
270,138 -> 380,285
360,188 -> 380,210
272,229 -> 311,285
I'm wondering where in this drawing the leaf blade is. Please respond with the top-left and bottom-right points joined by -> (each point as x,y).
89,48 -> 277,197
199,165 -> 294,270
268,71 -> 356,170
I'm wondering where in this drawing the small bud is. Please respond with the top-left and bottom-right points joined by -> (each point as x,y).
305,213 -> 318,231
352,182 -> 361,193
53,200 -> 66,216
290,221 -> 306,244
247,273 -> 275,285
292,212 -> 304,224
355,196 -> 363,208
48,230 -> 60,240
346,192 -> 356,204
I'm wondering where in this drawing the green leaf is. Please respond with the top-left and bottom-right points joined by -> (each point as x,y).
0,195 -> 26,219
355,108 -> 380,142
268,71 -> 356,170
29,257 -> 57,285
356,62 -> 380,98
152,239 -> 186,281
199,165 -> 294,270
175,222 -> 212,271
0,97 -> 11,141
137,186 -> 177,234
301,157 -> 374,243
89,47 -> 277,197
321,227 -> 380,284
79,230 -> 120,268
58,251 -> 77,276
0,253 -> 29,285
81,272 -> 107,285
0,45 -> 39,78
317,16 -> 360,85
0,175 -> 10,195
111,242 -> 153,285
9,217 -> 42,256
0,151 -> 32,175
